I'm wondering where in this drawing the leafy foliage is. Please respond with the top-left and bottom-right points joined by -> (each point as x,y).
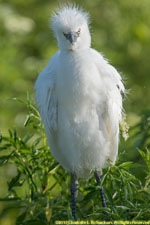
0,99 -> 150,224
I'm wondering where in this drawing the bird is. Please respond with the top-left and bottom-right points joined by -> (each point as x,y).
35,5 -> 125,221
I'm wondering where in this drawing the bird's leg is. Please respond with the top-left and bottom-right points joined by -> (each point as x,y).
94,170 -> 108,218
70,173 -> 78,221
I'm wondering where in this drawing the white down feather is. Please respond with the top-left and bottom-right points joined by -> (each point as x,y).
35,6 -> 125,178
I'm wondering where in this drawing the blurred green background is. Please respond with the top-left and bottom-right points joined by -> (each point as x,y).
0,0 -> 150,224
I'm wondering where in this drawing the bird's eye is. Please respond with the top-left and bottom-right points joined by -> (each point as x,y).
63,32 -> 67,37
77,28 -> 81,35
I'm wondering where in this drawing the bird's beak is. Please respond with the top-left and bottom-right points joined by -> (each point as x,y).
66,31 -> 79,45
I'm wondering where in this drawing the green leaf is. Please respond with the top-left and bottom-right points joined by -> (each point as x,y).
24,115 -> 30,127
0,144 -> 12,151
104,188 -> 114,206
32,137 -> 42,146
0,196 -> 20,201
12,98 -> 25,104
116,205 -> 130,210
119,162 -> 133,170
13,129 -> 17,142
124,185 -> 128,201
23,133 -> 33,143
0,154 -> 12,166
48,161 -> 59,174
8,172 -> 24,191
138,149 -> 146,159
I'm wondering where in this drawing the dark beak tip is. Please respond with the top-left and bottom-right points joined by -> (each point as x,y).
67,32 -> 78,45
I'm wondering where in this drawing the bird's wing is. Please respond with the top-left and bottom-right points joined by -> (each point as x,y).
35,53 -> 58,142
91,49 -> 125,162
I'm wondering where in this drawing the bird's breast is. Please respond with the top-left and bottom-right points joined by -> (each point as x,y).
56,51 -> 104,118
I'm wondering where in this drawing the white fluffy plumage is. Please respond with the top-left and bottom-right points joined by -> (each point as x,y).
35,6 -> 125,178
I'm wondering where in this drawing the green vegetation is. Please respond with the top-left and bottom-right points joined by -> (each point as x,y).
0,98 -> 150,224
0,0 -> 150,224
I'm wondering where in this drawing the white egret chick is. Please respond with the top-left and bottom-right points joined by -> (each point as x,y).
35,5 -> 125,221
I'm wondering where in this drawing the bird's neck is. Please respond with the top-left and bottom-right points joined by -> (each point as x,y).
60,47 -> 90,54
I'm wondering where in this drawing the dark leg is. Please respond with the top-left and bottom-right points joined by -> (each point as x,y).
94,170 -> 109,218
70,173 -> 78,221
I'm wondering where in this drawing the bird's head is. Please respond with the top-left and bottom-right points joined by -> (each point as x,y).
51,5 -> 91,51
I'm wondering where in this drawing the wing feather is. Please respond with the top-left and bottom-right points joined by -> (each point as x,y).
35,53 -> 58,135
92,49 -> 125,163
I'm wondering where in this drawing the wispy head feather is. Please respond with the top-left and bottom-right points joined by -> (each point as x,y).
51,5 -> 90,34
